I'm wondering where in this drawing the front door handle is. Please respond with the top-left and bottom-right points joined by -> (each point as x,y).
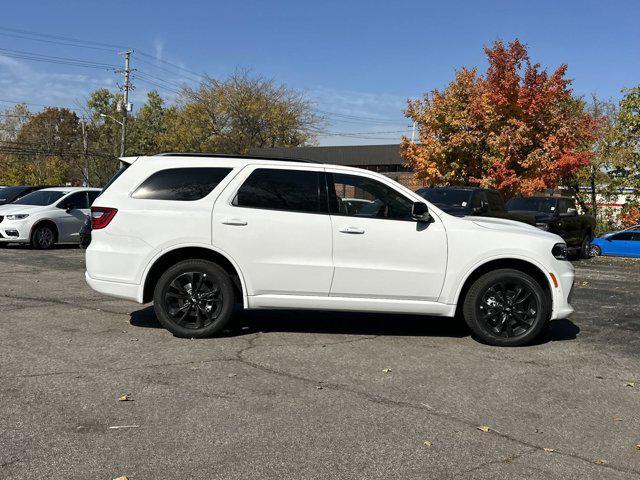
338,226 -> 365,234
222,218 -> 248,226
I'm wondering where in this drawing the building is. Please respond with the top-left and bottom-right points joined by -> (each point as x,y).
249,144 -> 423,189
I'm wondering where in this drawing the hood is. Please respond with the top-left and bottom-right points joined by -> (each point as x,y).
0,204 -> 47,215
469,216 -> 545,233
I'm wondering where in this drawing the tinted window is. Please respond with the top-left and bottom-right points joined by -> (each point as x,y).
235,169 -> 323,213
506,197 -> 558,214
88,191 -> 101,206
330,173 -> 413,220
0,187 -> 29,203
611,232 -> 634,241
133,168 -> 232,201
416,188 -> 472,215
58,192 -> 89,210
13,190 -> 66,206
631,232 -> 640,242
487,191 -> 505,212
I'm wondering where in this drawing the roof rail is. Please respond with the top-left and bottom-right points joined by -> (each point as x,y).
155,152 -> 318,164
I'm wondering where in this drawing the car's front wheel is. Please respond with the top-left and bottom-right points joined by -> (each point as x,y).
591,244 -> 602,256
463,269 -> 549,347
579,234 -> 592,259
31,224 -> 56,250
153,259 -> 235,338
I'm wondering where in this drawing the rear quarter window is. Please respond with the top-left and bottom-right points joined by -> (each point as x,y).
132,167 -> 233,201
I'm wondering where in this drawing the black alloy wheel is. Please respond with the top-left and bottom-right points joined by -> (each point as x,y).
579,234 -> 592,259
153,259 -> 235,338
31,225 -> 55,250
463,269 -> 549,346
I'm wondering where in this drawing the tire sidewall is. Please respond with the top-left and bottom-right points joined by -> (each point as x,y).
153,260 -> 235,338
31,225 -> 55,250
463,269 -> 549,347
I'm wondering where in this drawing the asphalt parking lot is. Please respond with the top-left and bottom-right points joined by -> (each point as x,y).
1,247 -> 639,480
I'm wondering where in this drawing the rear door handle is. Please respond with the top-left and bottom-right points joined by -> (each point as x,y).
222,218 -> 248,226
338,226 -> 365,234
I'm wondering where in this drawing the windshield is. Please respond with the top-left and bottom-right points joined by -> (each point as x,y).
507,197 -> 557,214
13,190 -> 66,206
0,187 -> 27,203
416,188 -> 473,215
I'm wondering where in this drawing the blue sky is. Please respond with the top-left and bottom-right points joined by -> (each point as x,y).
0,0 -> 638,145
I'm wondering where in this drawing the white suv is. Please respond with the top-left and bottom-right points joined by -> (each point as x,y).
86,154 -> 575,346
0,187 -> 101,249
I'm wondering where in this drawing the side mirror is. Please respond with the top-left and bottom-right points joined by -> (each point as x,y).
566,208 -> 577,216
65,203 -> 74,213
412,201 -> 431,222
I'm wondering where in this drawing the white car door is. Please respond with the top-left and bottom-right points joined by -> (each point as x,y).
55,191 -> 90,242
213,165 -> 334,297
327,170 -> 447,301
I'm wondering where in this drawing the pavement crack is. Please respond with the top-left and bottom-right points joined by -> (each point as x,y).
234,338 -> 640,478
0,293 -> 127,316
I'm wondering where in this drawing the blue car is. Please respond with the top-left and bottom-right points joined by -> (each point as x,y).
591,226 -> 640,258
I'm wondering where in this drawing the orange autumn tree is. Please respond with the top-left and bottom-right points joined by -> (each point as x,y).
402,39 -> 599,198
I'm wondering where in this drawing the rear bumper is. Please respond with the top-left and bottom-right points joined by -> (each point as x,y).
85,272 -> 143,303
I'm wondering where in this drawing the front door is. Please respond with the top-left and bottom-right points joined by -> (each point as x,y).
213,165 -> 334,297
55,191 -> 90,242
327,170 -> 447,301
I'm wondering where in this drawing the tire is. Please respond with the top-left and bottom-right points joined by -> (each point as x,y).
591,245 -> 602,256
30,224 -> 56,250
462,269 -> 549,347
579,233 -> 592,259
153,259 -> 235,338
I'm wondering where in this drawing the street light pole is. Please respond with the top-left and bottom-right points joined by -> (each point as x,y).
116,50 -> 133,157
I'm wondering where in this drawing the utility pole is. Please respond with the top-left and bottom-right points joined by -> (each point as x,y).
80,118 -> 89,187
410,121 -> 417,144
116,50 -> 134,157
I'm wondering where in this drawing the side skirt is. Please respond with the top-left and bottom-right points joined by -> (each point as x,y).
248,294 -> 457,316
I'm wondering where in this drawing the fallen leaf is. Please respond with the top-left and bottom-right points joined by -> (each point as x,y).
543,448 -> 555,453
625,382 -> 635,388
227,373 -> 237,378
595,375 -> 604,379
423,440 -> 433,447
595,459 -> 608,465
316,386 -> 323,390
613,417 -> 623,422
113,477 -> 129,480
382,368 -> 392,373
477,425 -> 490,433
635,444 -> 640,451
118,394 -> 132,402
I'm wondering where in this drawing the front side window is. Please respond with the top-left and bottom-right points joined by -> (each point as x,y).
132,168 -> 232,201
234,168 -> 324,214
329,173 -> 413,221
13,190 -> 65,206
58,192 -> 89,210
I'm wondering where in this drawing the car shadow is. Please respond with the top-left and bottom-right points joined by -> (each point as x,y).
129,305 -> 580,344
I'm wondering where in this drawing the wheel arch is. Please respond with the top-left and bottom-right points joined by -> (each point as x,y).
142,245 -> 247,306
453,257 -> 553,318
30,219 -> 59,243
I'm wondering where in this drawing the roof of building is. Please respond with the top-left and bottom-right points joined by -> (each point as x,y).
249,144 -> 404,167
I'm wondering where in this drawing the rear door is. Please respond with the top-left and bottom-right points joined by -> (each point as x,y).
327,170 -> 447,301
213,165 -> 334,297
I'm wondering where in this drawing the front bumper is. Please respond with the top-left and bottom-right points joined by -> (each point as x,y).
0,221 -> 30,242
550,262 -> 575,320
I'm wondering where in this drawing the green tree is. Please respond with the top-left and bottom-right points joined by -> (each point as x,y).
160,71 -> 320,154
128,91 -> 167,155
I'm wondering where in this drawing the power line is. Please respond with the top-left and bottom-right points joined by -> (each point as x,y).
0,46 -> 119,70
0,26 -> 126,50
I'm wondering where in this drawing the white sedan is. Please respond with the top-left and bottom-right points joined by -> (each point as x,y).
0,187 -> 101,249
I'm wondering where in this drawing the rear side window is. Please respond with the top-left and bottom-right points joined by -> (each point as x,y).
234,168 -> 324,213
132,168 -> 232,201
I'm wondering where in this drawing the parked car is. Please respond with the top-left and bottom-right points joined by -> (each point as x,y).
506,196 -> 596,258
0,185 -> 50,206
86,153 -> 575,347
0,187 -> 101,249
591,227 -> 640,258
416,187 -> 535,225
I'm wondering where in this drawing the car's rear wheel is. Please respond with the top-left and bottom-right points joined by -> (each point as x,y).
153,259 -> 235,338
31,224 -> 56,250
463,269 -> 549,347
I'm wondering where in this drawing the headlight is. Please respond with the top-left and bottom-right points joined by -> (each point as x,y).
6,214 -> 29,220
535,223 -> 549,231
552,243 -> 568,260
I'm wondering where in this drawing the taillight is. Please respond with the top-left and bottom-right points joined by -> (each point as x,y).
91,207 -> 117,230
